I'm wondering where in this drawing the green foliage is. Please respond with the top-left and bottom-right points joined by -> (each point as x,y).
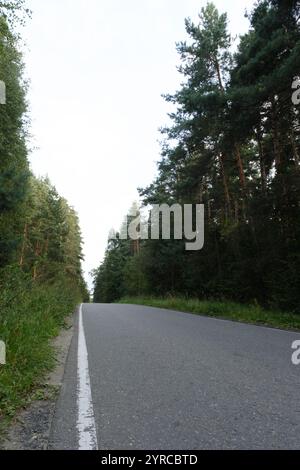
123,254 -> 149,297
0,7 -> 88,422
93,1 -> 300,313
0,14 -> 29,267
0,266 -> 81,419
119,297 -> 300,331
18,176 -> 87,288
0,1 -> 31,27
93,237 -> 130,303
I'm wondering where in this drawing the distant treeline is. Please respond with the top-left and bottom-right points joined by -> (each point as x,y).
93,0 -> 300,312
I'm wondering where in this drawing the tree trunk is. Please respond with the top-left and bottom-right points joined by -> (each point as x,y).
198,177 -> 205,203
208,199 -> 212,224
290,129 -> 300,167
271,98 -> 282,171
214,57 -> 224,93
19,223 -> 28,268
234,199 -> 239,223
218,153 -> 231,217
256,131 -> 267,193
33,240 -> 41,280
235,143 -> 247,193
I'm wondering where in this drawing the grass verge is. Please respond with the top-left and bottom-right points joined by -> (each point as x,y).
0,266 -> 81,430
119,297 -> 300,331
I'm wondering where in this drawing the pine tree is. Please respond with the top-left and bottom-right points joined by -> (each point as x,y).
0,14 -> 29,267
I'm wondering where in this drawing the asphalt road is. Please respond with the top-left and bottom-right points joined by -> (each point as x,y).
49,304 -> 300,450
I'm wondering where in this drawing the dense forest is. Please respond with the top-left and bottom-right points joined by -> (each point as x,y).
0,1 -> 88,418
94,0 -> 300,313
0,1 -> 87,291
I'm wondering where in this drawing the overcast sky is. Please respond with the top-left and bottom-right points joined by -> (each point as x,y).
22,0 -> 255,288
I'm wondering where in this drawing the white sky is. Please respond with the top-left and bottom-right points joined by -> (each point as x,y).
22,0 -> 255,288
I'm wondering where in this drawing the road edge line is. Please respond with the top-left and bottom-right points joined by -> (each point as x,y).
77,304 -> 98,450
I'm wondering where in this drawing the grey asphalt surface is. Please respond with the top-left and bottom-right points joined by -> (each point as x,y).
49,304 -> 300,450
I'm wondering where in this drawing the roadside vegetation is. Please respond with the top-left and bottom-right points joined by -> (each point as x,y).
119,298 -> 300,331
0,269 -> 83,424
0,2 -> 88,425
93,1 -> 300,316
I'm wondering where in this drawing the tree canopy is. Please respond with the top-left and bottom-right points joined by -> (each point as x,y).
93,1 -> 300,312
0,4 -> 88,300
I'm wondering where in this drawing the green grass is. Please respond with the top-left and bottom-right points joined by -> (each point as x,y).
119,297 -> 300,331
0,266 -> 81,428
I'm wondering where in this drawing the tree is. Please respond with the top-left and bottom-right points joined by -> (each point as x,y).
0,1 -> 31,27
0,14 -> 29,267
94,1 -> 300,312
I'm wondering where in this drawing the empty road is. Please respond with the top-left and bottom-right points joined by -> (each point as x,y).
49,304 -> 300,450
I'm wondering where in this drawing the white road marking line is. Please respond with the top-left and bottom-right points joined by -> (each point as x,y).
77,304 -> 98,450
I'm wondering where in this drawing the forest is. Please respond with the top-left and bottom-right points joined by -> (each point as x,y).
93,0 -> 300,314
0,1 -> 88,419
